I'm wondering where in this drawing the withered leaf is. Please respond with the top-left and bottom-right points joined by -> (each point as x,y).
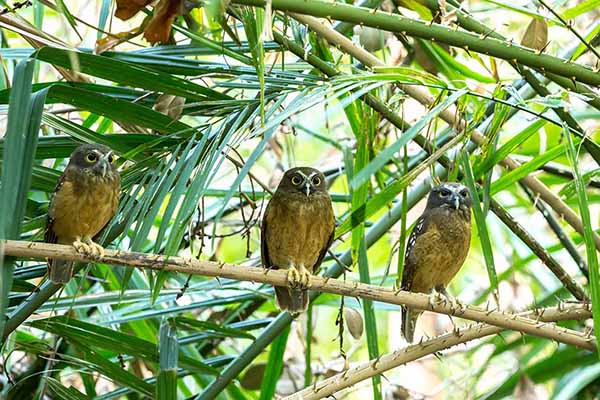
95,27 -> 144,54
144,0 -> 185,44
520,18 -> 548,51
153,94 -> 186,121
115,0 -> 154,20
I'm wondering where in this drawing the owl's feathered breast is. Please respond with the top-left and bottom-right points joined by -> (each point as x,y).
402,207 -> 471,293
47,167 -> 120,244
262,192 -> 334,271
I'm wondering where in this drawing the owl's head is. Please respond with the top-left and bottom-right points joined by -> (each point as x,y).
426,182 -> 472,211
68,144 -> 118,179
278,167 -> 328,197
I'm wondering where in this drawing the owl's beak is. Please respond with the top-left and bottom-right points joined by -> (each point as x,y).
451,194 -> 460,210
99,152 -> 112,178
304,181 -> 311,197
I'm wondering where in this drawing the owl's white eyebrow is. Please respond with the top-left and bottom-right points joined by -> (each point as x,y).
308,172 -> 319,179
296,171 -> 309,179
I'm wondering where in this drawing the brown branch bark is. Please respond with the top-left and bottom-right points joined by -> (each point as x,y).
1,240 -> 595,351
288,13 -> 600,253
286,304 -> 593,400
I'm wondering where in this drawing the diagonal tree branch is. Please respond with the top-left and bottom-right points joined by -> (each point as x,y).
286,303 -> 593,400
1,240 -> 596,351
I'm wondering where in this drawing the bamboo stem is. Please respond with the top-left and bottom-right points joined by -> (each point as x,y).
230,0 -> 600,86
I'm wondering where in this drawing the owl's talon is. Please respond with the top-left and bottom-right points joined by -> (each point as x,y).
298,266 -> 312,289
73,237 -> 91,255
73,237 -> 104,259
287,267 -> 301,288
435,285 -> 458,311
428,288 -> 446,309
84,238 -> 105,259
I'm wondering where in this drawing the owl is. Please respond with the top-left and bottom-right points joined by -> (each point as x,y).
261,167 -> 335,316
45,144 -> 120,283
401,182 -> 472,342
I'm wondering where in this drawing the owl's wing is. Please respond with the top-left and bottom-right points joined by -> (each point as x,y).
260,202 -> 273,269
401,215 -> 427,291
312,228 -> 334,273
44,170 -> 69,244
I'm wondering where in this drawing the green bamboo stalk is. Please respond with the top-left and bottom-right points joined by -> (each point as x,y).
424,0 -> 600,112
420,0 -> 600,162
231,0 -> 600,87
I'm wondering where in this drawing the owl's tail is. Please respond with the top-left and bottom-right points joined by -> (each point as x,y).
48,259 -> 74,284
275,287 -> 308,317
401,306 -> 421,343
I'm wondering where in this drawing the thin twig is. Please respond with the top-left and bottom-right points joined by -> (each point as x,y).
1,240 -> 595,351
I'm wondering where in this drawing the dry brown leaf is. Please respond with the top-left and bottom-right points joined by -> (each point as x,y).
144,0 -> 185,44
115,0 -> 154,20
95,28 -> 144,54
344,308 -> 364,340
153,94 -> 186,120
386,384 -> 411,400
520,18 -> 548,51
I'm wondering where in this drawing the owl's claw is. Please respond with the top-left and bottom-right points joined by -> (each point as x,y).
298,265 -> 312,289
84,237 -> 105,258
73,237 -> 91,255
73,237 -> 104,259
286,265 -> 312,289
428,289 -> 445,309
287,267 -> 301,288
434,285 -> 459,311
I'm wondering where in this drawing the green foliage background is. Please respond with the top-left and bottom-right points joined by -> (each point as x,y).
0,0 -> 599,398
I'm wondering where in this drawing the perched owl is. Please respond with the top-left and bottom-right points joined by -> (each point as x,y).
401,182 -> 472,342
45,144 -> 120,284
261,167 -> 335,316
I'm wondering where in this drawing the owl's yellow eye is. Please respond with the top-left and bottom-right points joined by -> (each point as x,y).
311,176 -> 321,186
86,153 -> 98,163
291,175 -> 302,185
108,155 -> 115,164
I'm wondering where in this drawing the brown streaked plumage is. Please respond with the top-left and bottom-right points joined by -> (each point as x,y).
401,182 -> 472,342
45,144 -> 120,284
261,167 -> 335,316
